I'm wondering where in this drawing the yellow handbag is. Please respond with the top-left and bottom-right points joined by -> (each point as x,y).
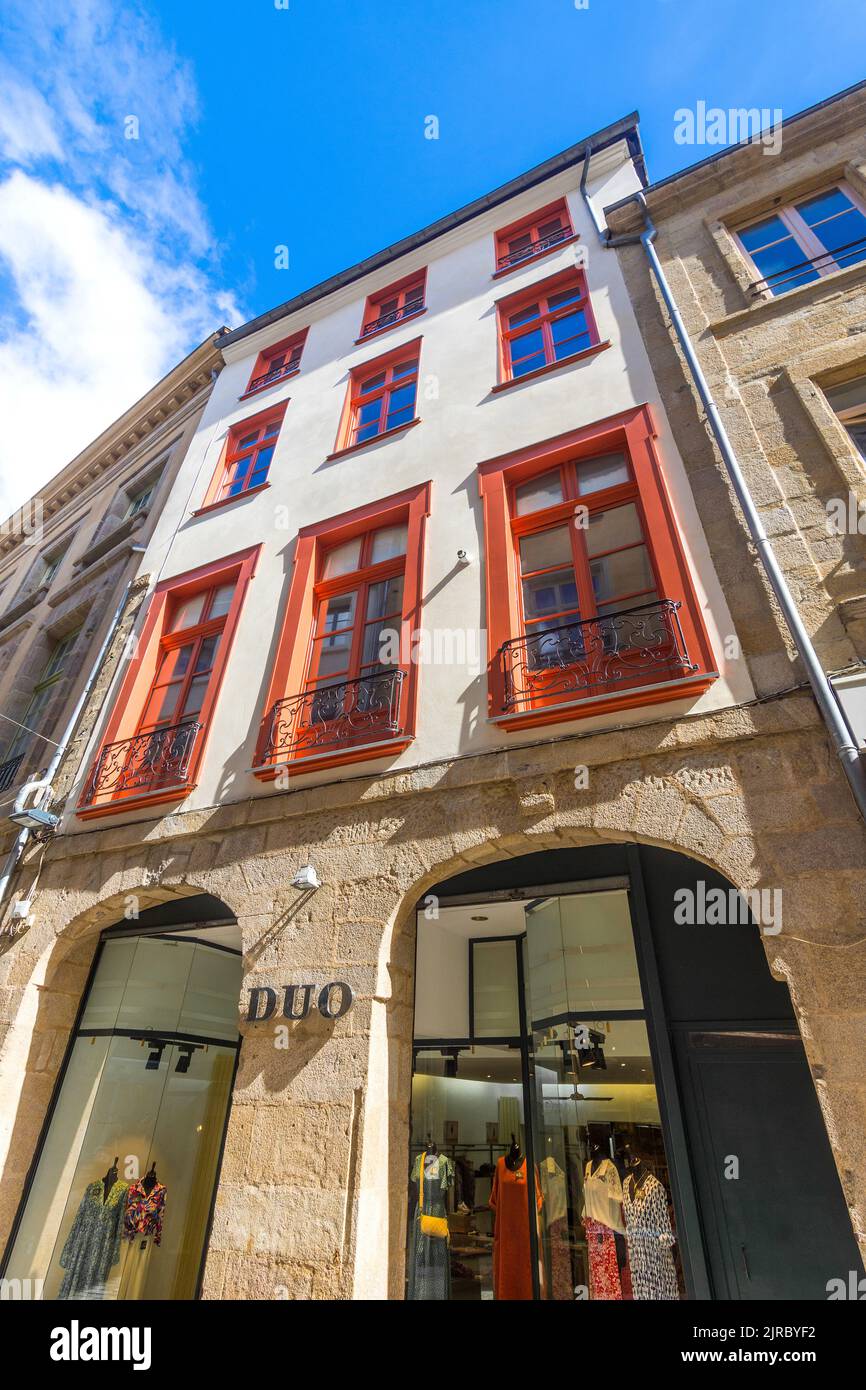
418,1151 -> 450,1240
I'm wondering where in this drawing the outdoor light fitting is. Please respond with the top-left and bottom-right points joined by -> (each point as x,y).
8,806 -> 59,833
291,864 -> 321,890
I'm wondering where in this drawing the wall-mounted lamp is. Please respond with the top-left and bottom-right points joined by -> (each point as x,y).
456,549 -> 472,566
8,806 -> 59,833
291,864 -> 321,890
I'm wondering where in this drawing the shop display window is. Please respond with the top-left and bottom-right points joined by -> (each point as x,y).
409,887 -> 685,1301
3,922 -> 240,1300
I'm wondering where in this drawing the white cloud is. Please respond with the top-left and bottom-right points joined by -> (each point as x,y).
0,0 -> 242,520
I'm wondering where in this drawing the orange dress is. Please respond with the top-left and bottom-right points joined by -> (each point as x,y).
489,1156 -> 543,1300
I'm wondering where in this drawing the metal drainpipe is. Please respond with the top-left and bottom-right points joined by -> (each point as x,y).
579,162 -> 866,822
0,573 -> 139,925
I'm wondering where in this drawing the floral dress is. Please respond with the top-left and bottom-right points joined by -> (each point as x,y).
622,1172 -> 679,1300
123,1180 -> 167,1245
58,1180 -> 129,1299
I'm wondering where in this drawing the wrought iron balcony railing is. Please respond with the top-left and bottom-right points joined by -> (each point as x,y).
360,298 -> 425,338
500,600 -> 697,713
80,719 -> 202,807
0,752 -> 24,794
749,234 -> 866,296
247,358 -> 299,393
497,224 -> 572,270
260,668 -> 405,764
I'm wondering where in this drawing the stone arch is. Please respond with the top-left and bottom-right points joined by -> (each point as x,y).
0,880 -> 240,1249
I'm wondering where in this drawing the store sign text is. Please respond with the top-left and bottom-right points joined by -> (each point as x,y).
246,982 -> 354,1022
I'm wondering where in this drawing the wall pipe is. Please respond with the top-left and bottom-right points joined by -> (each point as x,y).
0,573 -> 139,927
579,159 -> 866,822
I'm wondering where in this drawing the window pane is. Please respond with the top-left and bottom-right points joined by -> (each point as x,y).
366,574 -> 404,620
591,546 -> 655,604
207,584 -> 235,621
314,638 -> 352,679
472,939 -> 520,1038
392,359 -> 418,381
168,594 -> 206,632
508,303 -> 540,329
386,380 -> 416,424
515,471 -> 564,515
522,569 -> 579,620
551,309 -> 590,358
509,328 -> 546,376
586,503 -> 645,556
359,372 -> 386,395
738,215 -> 790,253
519,525 -> 572,573
194,634 -> 221,674
156,645 -> 193,683
237,432 -> 259,451
181,675 -> 209,718
370,523 -> 408,563
739,216 -> 818,293
576,453 -> 630,495
798,190 -> 866,269
548,285 -> 583,311
361,620 -> 400,667
323,538 -> 363,579
537,216 -> 564,239
321,592 -> 357,633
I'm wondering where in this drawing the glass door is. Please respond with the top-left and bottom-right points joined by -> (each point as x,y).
523,890 -> 685,1301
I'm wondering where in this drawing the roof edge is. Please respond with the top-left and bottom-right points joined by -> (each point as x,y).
220,112 -> 645,350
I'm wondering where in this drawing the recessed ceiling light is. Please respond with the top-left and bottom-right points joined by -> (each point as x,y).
471,914 -> 488,921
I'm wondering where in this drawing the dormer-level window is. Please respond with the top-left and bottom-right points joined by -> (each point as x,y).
734,184 -> 866,296
243,330 -> 308,398
494,200 -> 574,274
358,272 -> 426,342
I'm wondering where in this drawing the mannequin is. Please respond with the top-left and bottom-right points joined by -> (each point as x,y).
489,1134 -> 541,1300
621,1146 -> 679,1301
102,1157 -> 119,1205
581,1132 -> 625,1300
142,1163 -> 158,1195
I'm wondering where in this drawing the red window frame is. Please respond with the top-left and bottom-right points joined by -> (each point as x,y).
477,406 -> 716,729
357,270 -> 427,343
77,546 -> 260,817
493,198 -> 576,276
332,339 -> 422,456
196,401 -> 287,514
254,481 -> 431,777
496,268 -> 601,385
242,329 -> 308,398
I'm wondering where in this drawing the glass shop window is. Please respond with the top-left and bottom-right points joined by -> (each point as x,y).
408,888 -> 685,1301
4,922 -> 240,1301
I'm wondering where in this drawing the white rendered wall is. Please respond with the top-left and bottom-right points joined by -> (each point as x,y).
65,144 -> 752,825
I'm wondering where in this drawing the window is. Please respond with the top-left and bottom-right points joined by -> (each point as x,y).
497,270 -> 600,384
78,547 -> 259,816
254,482 -> 430,776
3,629 -> 80,770
824,375 -> 866,462
125,482 -> 156,519
735,184 -> 866,295
198,403 -> 286,512
477,407 -> 716,728
335,341 -> 421,454
359,271 -> 426,341
243,330 -> 307,397
494,199 -> 574,273
410,886 -> 684,1301
3,919 -> 241,1301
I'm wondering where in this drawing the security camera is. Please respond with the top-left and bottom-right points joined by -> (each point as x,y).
291,864 -> 321,890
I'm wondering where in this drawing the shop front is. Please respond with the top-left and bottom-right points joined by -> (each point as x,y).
1,898 -> 240,1301
406,845 -> 863,1302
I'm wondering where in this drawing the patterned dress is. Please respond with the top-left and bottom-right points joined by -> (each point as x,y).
407,1152 -> 454,1300
58,1180 -> 129,1300
582,1158 -> 625,1300
123,1180 -> 167,1245
622,1172 -> 679,1300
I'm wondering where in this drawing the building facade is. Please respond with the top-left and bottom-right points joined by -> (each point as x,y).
0,96 -> 865,1303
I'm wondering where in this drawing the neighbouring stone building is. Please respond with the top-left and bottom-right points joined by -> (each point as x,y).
1,92 -> 865,1304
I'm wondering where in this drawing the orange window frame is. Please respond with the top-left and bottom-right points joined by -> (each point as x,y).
358,270 -> 427,343
496,268 -> 600,384
197,401 -> 287,514
242,328 -> 308,398
477,405 -> 717,730
253,481 -> 431,777
493,198 -> 575,275
77,546 -> 260,817
307,536 -> 405,691
334,338 -> 422,454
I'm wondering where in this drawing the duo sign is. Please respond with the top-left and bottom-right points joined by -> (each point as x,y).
245,982 -> 354,1022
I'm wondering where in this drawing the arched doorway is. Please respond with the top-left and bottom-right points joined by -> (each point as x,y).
1,894 -> 241,1301
406,844 -> 861,1301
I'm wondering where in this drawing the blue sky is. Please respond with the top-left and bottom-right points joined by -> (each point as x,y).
0,0 -> 864,516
